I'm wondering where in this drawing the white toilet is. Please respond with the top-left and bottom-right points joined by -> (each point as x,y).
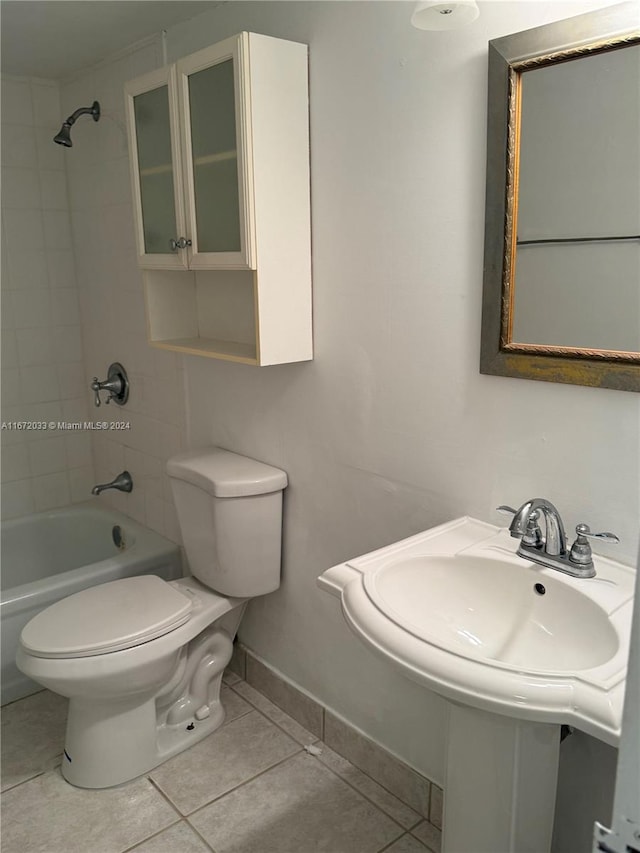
16,447 -> 287,789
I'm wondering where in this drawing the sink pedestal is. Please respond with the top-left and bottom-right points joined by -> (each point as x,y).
444,703 -> 561,853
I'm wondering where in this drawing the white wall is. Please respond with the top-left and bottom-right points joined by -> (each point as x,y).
163,0 -> 640,797
1,75 -> 94,519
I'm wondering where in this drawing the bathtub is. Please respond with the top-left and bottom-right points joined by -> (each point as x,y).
1,504 -> 182,705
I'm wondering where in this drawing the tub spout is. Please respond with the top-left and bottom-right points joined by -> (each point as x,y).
92,471 -> 133,496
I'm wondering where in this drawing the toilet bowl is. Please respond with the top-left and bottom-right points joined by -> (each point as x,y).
16,447 -> 287,789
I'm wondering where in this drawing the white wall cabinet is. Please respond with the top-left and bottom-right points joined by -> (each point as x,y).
124,32 -> 312,365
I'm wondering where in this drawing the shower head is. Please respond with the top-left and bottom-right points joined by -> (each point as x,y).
53,100 -> 100,147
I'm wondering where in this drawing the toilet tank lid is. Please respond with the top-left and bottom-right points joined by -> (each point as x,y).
166,447 -> 288,498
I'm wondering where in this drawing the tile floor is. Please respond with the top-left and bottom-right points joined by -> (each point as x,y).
1,672 -> 441,853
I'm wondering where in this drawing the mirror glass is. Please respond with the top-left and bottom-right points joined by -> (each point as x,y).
480,4 -> 640,391
513,45 -> 640,353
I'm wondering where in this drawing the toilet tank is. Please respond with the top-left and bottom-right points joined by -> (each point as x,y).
166,448 -> 288,598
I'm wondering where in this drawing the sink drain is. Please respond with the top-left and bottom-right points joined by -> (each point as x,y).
534,583 -> 546,595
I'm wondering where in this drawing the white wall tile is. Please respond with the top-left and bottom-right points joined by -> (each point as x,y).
65,431 -> 92,468
1,77 -> 34,125
19,364 -> 59,403
11,288 -> 52,328
1,329 -> 19,368
30,81 -> 61,127
49,288 -> 80,326
0,442 -> 30,482
33,471 -> 71,511
61,397 -> 89,424
2,208 -> 45,249
50,326 -> 83,364
0,478 -> 35,519
6,248 -> 49,290
35,126 -> 65,171
28,435 -> 67,476
1,368 -> 22,406
16,328 -> 53,366
57,362 -> 86,400
0,407 -> 27,446
43,209 -> 72,249
21,399 -> 62,425
39,170 -> 68,210
69,465 -> 95,503
46,249 -> 76,288
1,124 -> 37,169
1,291 -> 15,327
144,491 -> 165,535
1,167 -> 41,209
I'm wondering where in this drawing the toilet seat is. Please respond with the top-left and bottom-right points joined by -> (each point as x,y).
20,575 -> 193,659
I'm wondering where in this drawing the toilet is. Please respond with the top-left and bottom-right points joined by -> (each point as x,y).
16,447 -> 287,789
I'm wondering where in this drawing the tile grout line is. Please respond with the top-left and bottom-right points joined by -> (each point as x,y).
376,832 -> 414,853
303,751 -> 425,836
240,653 -> 440,822
227,681 -> 321,746
184,748 -> 306,820
119,815 -> 183,853
146,774 -> 186,819
228,678 -> 432,834
0,766 -> 51,794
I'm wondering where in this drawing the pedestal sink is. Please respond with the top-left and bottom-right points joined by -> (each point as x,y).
318,517 -> 635,853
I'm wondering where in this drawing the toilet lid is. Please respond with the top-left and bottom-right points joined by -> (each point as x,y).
20,575 -> 194,659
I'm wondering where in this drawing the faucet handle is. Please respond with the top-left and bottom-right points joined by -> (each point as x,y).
496,505 -> 517,516
574,524 -> 619,544
90,377 -> 102,408
569,523 -> 619,568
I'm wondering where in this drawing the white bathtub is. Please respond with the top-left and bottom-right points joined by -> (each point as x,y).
1,504 -> 182,705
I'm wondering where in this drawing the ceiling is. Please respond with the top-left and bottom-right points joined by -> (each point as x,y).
0,1 -> 223,79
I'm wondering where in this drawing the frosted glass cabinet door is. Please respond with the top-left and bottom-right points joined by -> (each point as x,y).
125,67 -> 187,269
177,35 -> 255,270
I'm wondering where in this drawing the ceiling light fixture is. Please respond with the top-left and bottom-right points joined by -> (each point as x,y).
411,0 -> 480,31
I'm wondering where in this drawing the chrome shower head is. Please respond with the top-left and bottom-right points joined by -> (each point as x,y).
53,124 -> 72,147
53,100 -> 100,147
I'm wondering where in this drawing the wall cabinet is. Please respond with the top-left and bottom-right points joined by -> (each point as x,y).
124,32 -> 312,365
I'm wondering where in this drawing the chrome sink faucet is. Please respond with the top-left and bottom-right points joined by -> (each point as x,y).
497,498 -> 619,578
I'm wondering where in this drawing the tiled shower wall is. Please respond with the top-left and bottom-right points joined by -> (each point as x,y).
60,39 -> 186,543
1,75 -> 93,519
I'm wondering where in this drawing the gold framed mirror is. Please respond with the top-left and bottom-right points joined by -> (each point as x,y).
480,2 -> 640,391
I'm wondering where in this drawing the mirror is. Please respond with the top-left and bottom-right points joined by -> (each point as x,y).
480,2 -> 640,391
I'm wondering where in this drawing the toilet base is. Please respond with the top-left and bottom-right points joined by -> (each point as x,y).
62,693 -> 227,788
61,617 -> 241,788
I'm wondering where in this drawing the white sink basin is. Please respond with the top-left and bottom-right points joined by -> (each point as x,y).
319,516 -> 635,745
365,553 -> 619,672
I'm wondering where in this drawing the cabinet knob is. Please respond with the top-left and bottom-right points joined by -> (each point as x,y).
170,237 -> 192,251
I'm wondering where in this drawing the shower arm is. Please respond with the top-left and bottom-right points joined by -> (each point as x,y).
63,101 -> 100,129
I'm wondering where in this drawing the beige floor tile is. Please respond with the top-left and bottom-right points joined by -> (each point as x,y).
1,690 -> 68,791
220,683 -> 253,722
222,669 -> 242,686
189,751 -> 404,853
231,680 -> 318,746
384,834 -> 432,853
127,821 -> 212,853
316,744 -> 422,829
0,768 -> 178,853
411,820 -> 442,853
324,712 -> 431,817
150,710 -> 300,815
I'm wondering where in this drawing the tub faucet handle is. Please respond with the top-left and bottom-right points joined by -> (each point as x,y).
90,362 -> 129,408
91,377 -> 103,407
